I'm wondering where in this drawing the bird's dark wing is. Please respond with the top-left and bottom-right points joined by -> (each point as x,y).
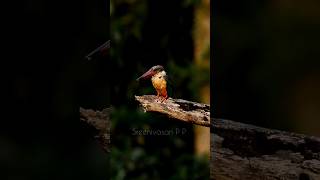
164,74 -> 176,98
86,40 -> 110,60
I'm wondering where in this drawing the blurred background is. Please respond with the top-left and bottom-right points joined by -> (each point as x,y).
5,0 -> 319,179
2,0 -> 210,180
213,0 -> 320,136
109,0 -> 210,179
2,0 -> 110,179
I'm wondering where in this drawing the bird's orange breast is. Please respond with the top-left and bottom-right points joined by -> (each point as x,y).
151,73 -> 167,97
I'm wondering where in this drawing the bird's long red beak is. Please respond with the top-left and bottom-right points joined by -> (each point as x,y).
86,40 -> 110,60
136,69 -> 155,81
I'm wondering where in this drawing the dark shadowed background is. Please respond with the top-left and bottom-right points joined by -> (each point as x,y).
4,0 -> 319,179
2,0 -> 109,179
213,0 -> 320,136
2,0 -> 210,180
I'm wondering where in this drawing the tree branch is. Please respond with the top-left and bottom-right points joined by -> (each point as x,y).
211,118 -> 320,180
80,107 -> 111,153
135,95 -> 320,179
135,95 -> 210,127
80,96 -> 320,180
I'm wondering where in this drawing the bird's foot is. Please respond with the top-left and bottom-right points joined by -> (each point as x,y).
160,96 -> 168,103
155,97 -> 164,103
160,98 -> 166,103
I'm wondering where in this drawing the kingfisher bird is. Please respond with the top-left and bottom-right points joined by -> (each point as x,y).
136,65 -> 169,102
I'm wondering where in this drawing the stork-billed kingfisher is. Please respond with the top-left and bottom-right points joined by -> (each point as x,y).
136,65 -> 169,102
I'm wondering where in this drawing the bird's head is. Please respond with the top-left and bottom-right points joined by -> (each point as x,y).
136,65 -> 165,81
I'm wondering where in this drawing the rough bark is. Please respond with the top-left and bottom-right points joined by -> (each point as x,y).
134,95 -> 320,179
80,107 -> 111,153
80,97 -> 320,180
135,95 -> 210,127
211,118 -> 320,180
